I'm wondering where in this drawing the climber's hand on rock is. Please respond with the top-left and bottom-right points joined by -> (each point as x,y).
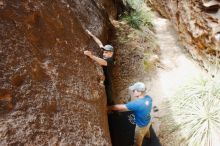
84,50 -> 92,57
86,29 -> 92,36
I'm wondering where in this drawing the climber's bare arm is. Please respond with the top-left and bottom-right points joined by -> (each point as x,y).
84,50 -> 107,66
86,29 -> 104,48
109,104 -> 128,111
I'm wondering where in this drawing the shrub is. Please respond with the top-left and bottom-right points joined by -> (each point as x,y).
120,0 -> 153,29
170,76 -> 220,146
121,11 -> 143,29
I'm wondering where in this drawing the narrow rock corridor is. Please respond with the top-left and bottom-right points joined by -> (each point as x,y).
149,14 -> 207,106
148,13 -> 208,144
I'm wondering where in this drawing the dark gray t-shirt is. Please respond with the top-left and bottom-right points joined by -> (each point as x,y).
103,57 -> 114,86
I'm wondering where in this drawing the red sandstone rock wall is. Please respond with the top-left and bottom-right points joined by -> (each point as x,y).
0,0 -> 118,145
148,0 -> 220,73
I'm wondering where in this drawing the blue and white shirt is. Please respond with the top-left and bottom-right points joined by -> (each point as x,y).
126,95 -> 152,127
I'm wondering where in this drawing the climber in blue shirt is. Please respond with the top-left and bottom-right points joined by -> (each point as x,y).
109,82 -> 152,146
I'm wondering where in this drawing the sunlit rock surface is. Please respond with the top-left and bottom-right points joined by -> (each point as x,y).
0,0 -> 118,145
148,0 -> 220,73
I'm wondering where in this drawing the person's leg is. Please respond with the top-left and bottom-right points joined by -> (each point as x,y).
105,85 -> 114,105
134,126 -> 144,146
134,123 -> 151,146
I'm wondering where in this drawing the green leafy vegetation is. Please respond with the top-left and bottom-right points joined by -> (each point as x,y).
120,0 -> 153,29
116,0 -> 158,74
121,11 -> 143,29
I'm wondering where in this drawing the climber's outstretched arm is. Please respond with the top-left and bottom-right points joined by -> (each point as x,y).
86,29 -> 104,48
109,104 -> 128,111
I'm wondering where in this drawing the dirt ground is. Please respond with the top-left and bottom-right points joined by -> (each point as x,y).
148,13 -> 208,146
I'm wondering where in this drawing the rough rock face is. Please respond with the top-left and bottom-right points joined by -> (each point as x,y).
111,21 -> 156,104
0,0 -> 118,145
148,0 -> 220,73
